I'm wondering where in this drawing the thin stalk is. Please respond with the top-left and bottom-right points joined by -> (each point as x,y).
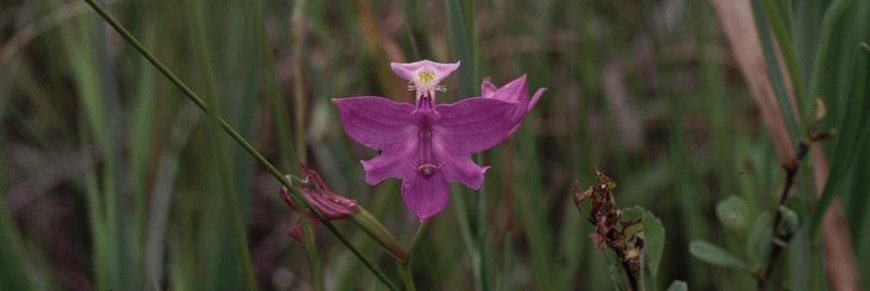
80,1 -> 398,289
444,0 -> 488,289
401,221 -> 430,291
187,0 -> 256,289
291,0 -> 307,163
758,138 -> 819,290
242,0 -> 297,173
301,221 -> 324,291
288,0 -> 323,289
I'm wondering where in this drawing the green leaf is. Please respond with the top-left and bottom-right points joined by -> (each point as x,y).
746,212 -> 772,272
689,240 -> 749,270
776,206 -> 800,241
642,209 -> 666,277
716,196 -> 750,231
667,280 -> 688,291
784,196 -> 807,225
811,43 -> 870,237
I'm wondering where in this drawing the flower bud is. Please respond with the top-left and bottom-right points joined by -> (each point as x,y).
277,164 -> 358,220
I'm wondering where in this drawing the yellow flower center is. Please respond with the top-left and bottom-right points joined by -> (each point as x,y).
417,70 -> 435,86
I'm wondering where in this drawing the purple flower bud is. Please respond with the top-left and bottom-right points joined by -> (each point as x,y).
287,220 -> 304,242
278,164 -> 358,220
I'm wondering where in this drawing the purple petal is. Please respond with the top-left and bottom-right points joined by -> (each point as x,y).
432,140 -> 489,189
390,60 -> 460,86
480,78 -> 498,98
360,140 -> 416,184
503,87 -> 547,136
333,97 -> 419,185
434,97 -> 519,153
529,88 -> 545,111
401,171 -> 449,221
332,96 -> 416,151
304,191 -> 357,220
486,75 -> 528,104
481,76 -> 547,137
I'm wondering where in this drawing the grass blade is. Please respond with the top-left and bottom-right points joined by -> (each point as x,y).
80,1 -> 397,289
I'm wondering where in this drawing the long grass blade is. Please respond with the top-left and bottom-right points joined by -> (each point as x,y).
80,1 -> 398,289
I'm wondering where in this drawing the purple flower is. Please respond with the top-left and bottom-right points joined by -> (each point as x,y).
333,60 -> 543,220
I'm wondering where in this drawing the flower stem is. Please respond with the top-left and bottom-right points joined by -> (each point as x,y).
758,132 -> 830,290
350,207 -> 408,262
400,221 -> 430,291
80,1 -> 398,289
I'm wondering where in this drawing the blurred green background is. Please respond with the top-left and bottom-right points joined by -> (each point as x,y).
1,0 -> 868,290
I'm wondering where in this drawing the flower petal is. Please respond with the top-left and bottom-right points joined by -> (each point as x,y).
480,76 -> 547,137
401,170 -> 449,221
480,78 -> 498,98
332,96 -> 416,151
529,87 -> 545,111
390,60 -> 460,87
432,139 -> 489,189
504,87 -> 546,136
360,140 -> 416,184
487,75 -> 528,104
434,97 -> 518,153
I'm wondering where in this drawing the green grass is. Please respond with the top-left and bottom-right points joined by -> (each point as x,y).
1,0 -> 869,289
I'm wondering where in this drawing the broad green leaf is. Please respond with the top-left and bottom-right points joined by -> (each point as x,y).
689,240 -> 748,270
747,212 -> 772,272
642,209 -> 666,277
716,196 -> 750,231
667,280 -> 688,291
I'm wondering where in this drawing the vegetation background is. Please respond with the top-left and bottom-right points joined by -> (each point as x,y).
1,0 -> 868,290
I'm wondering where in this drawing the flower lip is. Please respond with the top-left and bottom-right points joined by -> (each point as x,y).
390,60 -> 460,99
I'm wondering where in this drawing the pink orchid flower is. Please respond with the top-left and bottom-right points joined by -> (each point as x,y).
333,60 -> 544,220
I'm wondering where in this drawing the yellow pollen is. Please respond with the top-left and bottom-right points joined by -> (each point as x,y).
417,70 -> 435,86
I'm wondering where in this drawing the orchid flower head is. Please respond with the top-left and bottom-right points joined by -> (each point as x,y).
390,60 -> 460,99
334,60 -> 544,220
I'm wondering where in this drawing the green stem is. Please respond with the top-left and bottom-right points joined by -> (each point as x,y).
301,221 -> 324,291
401,221 -> 430,291
80,1 -> 398,289
291,0 -> 308,164
350,207 -> 408,262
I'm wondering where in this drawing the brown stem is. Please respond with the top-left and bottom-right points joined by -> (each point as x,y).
757,132 -> 829,290
619,253 -> 640,291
